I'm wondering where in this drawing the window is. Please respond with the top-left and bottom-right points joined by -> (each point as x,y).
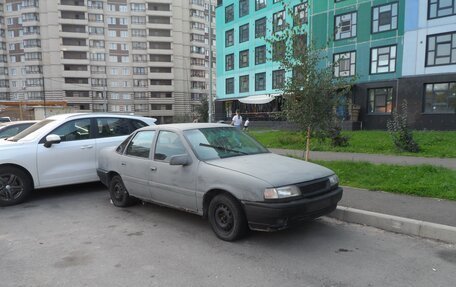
273,40 -> 286,61
255,17 -> 266,38
293,33 -> 307,57
256,0 -> 266,11
239,0 -> 249,17
294,2 -> 308,26
226,78 -> 234,94
255,45 -> 266,65
97,118 -> 147,138
426,32 -> 456,66
273,10 -> 286,33
335,12 -> 357,40
428,0 -> 456,19
239,24 -> 249,43
154,131 -> 187,162
225,29 -> 234,47
334,51 -> 356,77
272,70 -> 285,89
225,4 -> 234,23
52,119 -> 91,142
424,82 -> 456,113
372,2 -> 398,33
239,49 -> 249,68
368,88 -> 393,114
225,54 -> 234,71
255,72 -> 266,91
125,131 -> 155,158
370,45 -> 396,74
239,75 -> 249,93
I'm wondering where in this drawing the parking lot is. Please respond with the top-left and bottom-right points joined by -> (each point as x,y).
1,183 -> 454,287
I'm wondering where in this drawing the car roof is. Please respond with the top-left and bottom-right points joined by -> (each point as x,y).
139,123 -> 231,132
46,113 -> 156,122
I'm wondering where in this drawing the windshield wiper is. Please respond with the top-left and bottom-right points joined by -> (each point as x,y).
199,143 -> 247,155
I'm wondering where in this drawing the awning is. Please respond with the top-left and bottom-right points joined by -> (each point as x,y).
239,94 -> 280,104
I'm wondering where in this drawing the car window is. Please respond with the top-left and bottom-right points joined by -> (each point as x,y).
0,126 -> 21,138
8,119 -> 54,142
96,118 -> 147,138
116,134 -> 134,154
51,119 -> 91,142
154,131 -> 187,162
125,131 -> 155,158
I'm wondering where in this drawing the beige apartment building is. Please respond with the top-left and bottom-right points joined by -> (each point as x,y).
0,0 -> 216,123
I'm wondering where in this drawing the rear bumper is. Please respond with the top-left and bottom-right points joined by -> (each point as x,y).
97,168 -> 109,187
242,187 -> 343,231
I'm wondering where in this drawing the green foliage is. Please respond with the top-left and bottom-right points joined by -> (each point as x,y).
314,160 -> 456,201
387,100 -> 419,153
195,96 -> 209,122
250,130 -> 456,158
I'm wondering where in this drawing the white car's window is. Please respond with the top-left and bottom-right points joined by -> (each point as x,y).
125,131 -> 155,158
51,119 -> 91,142
154,131 -> 187,162
184,127 -> 269,160
96,118 -> 147,138
8,119 -> 55,142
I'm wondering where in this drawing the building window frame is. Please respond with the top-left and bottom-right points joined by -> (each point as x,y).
334,51 -> 356,78
255,72 -> 266,91
334,11 -> 357,40
239,49 -> 249,68
255,0 -> 266,11
225,54 -> 234,71
225,29 -> 234,47
273,10 -> 286,33
272,69 -> 285,89
370,45 -> 397,74
428,0 -> 456,20
367,87 -> 393,114
293,2 -> 308,26
424,82 -> 456,114
239,75 -> 249,93
255,17 -> 266,38
372,2 -> 398,34
225,4 -> 234,23
255,45 -> 266,65
426,31 -> 456,67
226,77 -> 234,94
239,0 -> 249,18
239,24 -> 249,43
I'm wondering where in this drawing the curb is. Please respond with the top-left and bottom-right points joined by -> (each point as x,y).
328,206 -> 456,244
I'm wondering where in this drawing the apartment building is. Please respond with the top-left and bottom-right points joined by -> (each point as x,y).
215,0 -> 455,130
0,0 -> 216,123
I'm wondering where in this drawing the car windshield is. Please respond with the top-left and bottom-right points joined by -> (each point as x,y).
183,127 -> 269,160
7,119 -> 55,142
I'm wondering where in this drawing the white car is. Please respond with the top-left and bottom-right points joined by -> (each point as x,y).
0,113 -> 156,206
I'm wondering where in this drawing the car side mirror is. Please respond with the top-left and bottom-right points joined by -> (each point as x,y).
169,154 -> 191,166
44,134 -> 61,148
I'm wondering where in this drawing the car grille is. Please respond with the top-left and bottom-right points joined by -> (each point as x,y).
297,178 -> 331,199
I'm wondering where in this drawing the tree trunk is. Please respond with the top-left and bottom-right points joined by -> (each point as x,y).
305,126 -> 311,161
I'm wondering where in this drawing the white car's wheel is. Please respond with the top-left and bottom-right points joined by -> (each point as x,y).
0,166 -> 32,206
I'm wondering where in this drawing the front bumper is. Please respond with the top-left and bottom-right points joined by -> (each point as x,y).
97,168 -> 109,187
242,187 -> 343,231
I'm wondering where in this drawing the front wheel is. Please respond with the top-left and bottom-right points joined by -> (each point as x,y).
208,194 -> 248,241
0,166 -> 33,206
109,175 -> 138,207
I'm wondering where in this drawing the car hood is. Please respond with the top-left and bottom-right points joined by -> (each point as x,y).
205,153 -> 334,187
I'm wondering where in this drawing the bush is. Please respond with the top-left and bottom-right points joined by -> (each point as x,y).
387,100 -> 419,153
328,125 -> 349,147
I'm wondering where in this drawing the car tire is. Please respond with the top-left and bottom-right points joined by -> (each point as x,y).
208,193 -> 248,241
0,166 -> 33,206
109,175 -> 138,207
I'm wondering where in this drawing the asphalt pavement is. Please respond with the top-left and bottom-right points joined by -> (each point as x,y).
271,148 -> 456,243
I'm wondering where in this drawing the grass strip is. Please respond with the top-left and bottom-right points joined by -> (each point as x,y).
250,130 -> 456,158
311,160 -> 456,201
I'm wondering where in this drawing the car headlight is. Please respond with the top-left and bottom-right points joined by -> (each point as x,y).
264,185 -> 301,199
328,174 -> 339,187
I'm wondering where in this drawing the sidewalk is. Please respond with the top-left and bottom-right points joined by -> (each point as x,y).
270,148 -> 456,243
269,148 -> 456,169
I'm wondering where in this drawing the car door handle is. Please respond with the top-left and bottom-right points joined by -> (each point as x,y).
80,145 -> 93,149
150,167 -> 157,171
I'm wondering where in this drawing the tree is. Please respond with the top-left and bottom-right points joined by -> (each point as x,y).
195,96 -> 209,122
267,2 -> 353,160
387,100 -> 419,153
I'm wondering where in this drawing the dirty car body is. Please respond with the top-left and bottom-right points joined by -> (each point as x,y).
97,123 -> 343,241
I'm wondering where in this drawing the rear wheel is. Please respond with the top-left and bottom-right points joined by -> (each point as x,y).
208,193 -> 248,241
0,166 -> 32,206
109,175 -> 138,207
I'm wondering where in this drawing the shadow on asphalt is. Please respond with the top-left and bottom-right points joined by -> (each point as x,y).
27,182 -> 107,204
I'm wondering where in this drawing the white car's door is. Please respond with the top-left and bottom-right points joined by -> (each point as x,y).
149,130 -> 197,212
120,130 -> 156,200
36,118 -> 97,187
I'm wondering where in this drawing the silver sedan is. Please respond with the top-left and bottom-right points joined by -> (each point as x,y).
97,123 -> 342,241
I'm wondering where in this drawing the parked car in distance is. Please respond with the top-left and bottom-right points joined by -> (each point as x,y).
97,123 -> 343,241
0,120 -> 38,139
0,117 -> 11,123
0,113 -> 156,206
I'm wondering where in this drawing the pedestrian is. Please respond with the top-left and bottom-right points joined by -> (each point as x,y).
230,109 -> 243,129
243,118 -> 250,131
